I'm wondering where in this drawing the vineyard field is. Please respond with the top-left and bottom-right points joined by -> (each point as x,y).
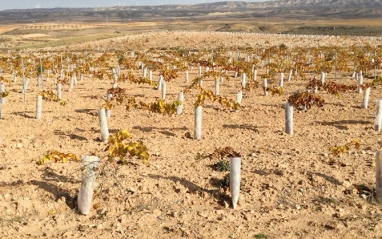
0,31 -> 382,238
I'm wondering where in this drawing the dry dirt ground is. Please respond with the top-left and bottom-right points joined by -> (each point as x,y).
0,32 -> 382,239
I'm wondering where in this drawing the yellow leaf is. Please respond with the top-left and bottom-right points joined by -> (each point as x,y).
140,151 -> 149,160
127,143 -> 138,152
48,209 -> 57,216
158,100 -> 165,108
120,129 -> 130,138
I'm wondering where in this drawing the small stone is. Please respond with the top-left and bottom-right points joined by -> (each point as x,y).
184,132 -> 192,139
97,224 -> 103,229
62,231 -> 72,237
97,208 -> 107,215
324,223 -> 336,230
78,225 -> 86,231
197,211 -> 208,218
342,181 -> 351,188
153,209 -> 162,217
333,212 -> 343,218
180,227 -> 190,236
16,143 -> 23,149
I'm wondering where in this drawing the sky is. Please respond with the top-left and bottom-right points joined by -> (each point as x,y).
0,0 -> 267,11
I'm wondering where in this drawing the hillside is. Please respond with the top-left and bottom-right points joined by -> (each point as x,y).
0,0 -> 381,23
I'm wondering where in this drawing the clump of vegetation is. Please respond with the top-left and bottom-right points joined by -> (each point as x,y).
159,68 -> 179,82
184,81 -> 240,110
192,86 -> 240,110
1,91 -> 9,98
243,81 -> 259,92
254,234 -> 268,239
106,129 -> 149,165
195,152 -> 204,160
39,90 -> 67,106
220,174 -> 230,189
288,92 -> 324,110
126,98 -> 182,115
207,146 -> 241,160
306,78 -> 356,96
330,139 -> 361,156
268,86 -> 283,95
0,75 -> 11,84
37,150 -> 79,165
361,75 -> 382,90
119,72 -> 158,86
103,87 -> 130,110
279,43 -> 287,50
214,160 -> 230,172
